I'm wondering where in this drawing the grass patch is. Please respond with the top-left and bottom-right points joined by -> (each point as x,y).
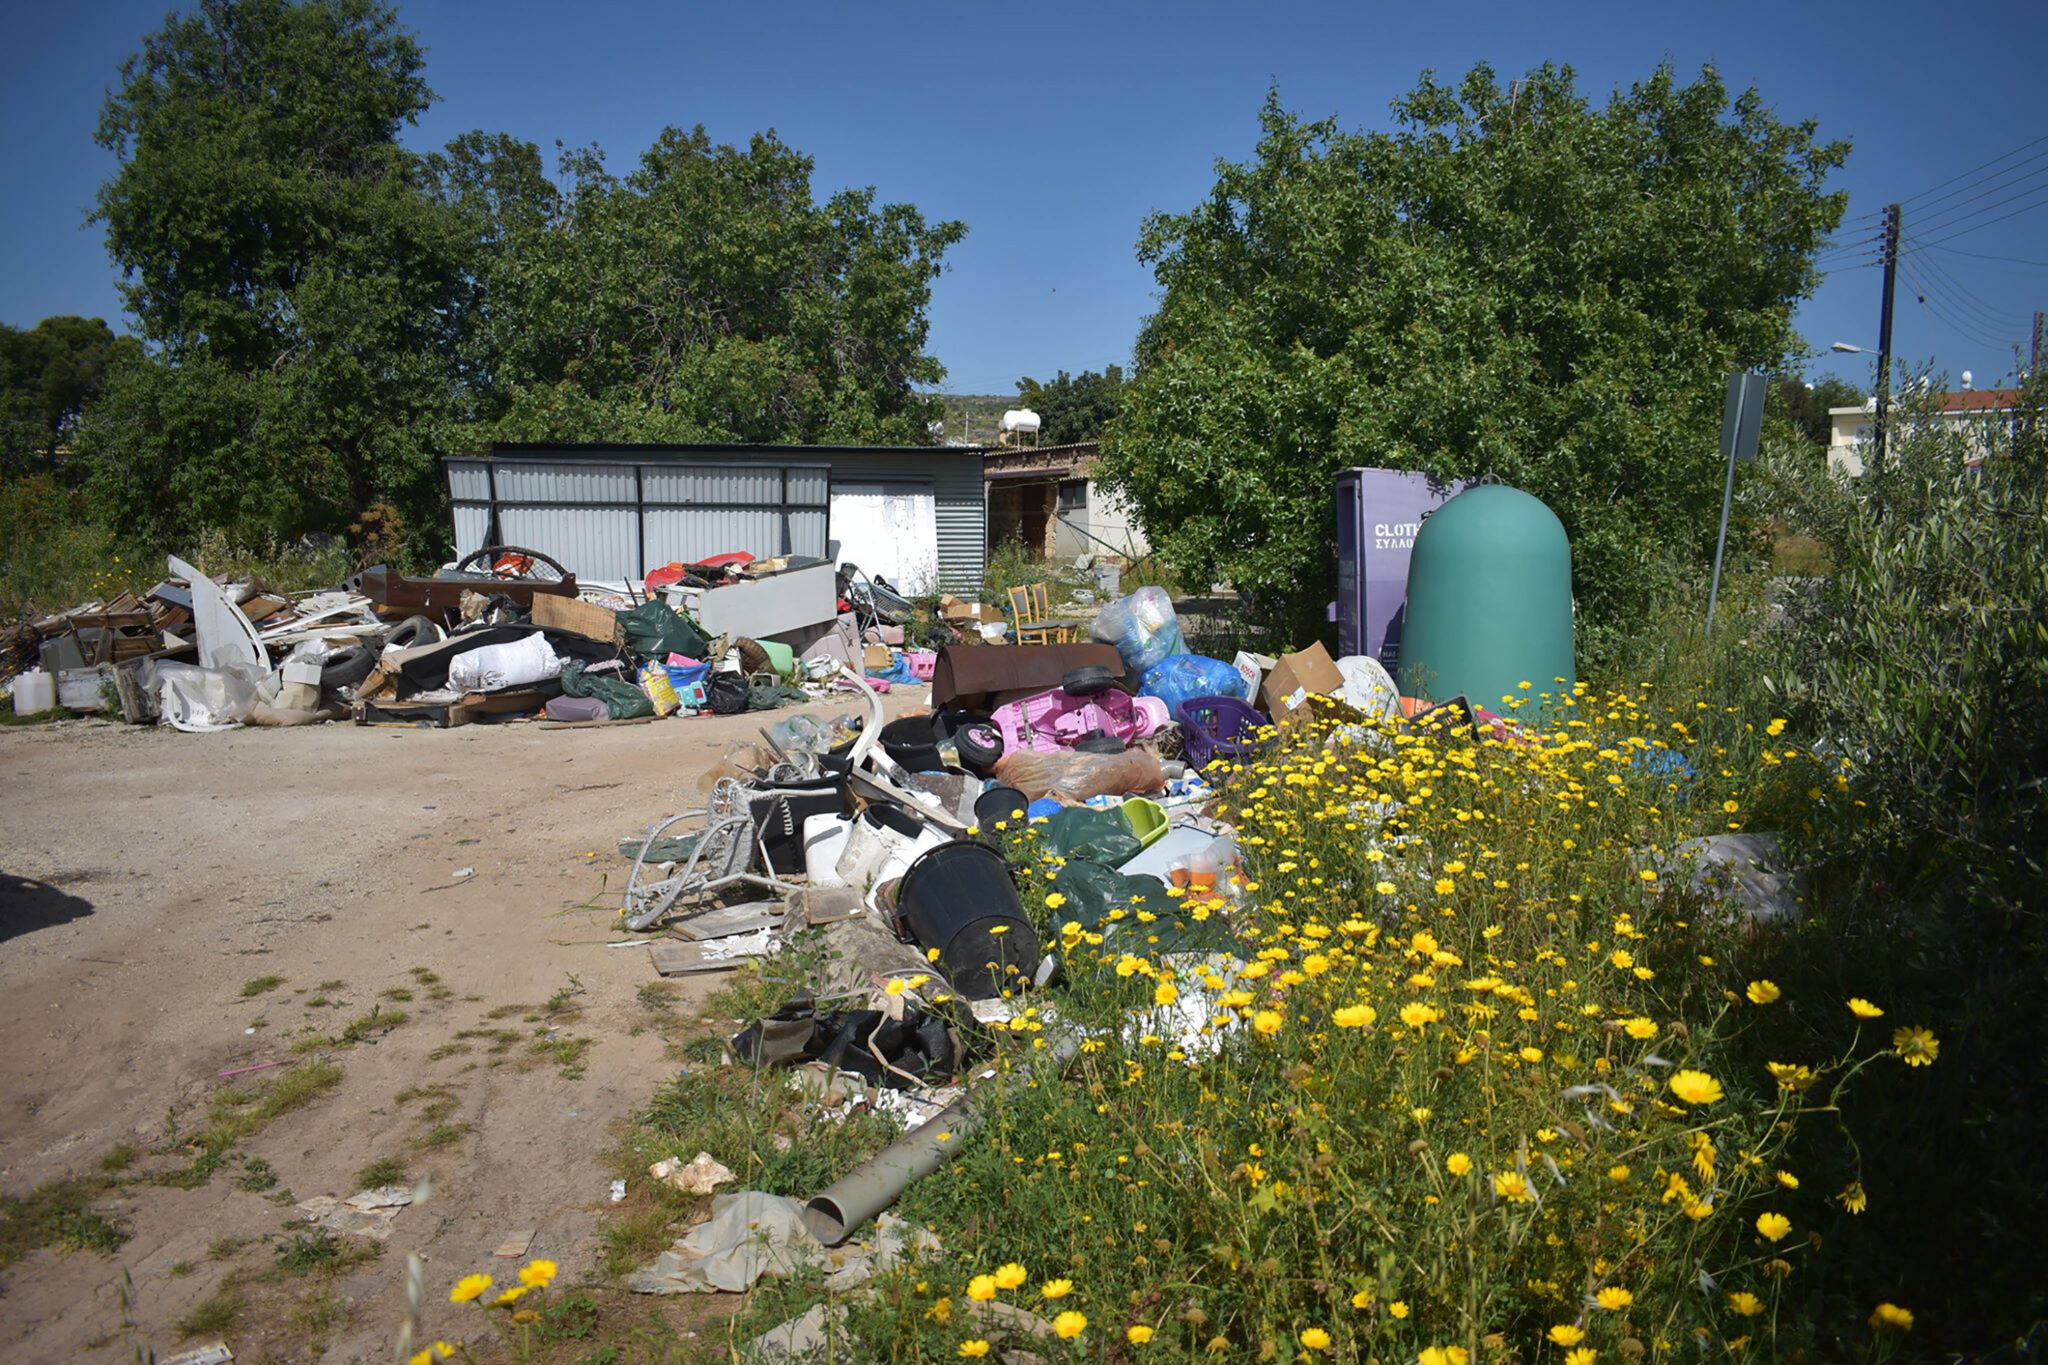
99,1144 -> 138,1174
354,1156 -> 408,1189
0,1177 -> 127,1269
168,1259 -> 195,1278
335,1006 -> 408,1044
208,1236 -> 249,1260
378,987 -> 414,1003
291,1286 -> 350,1336
484,1003 -> 530,1021
240,974 -> 286,998
153,1060 -> 344,1186
316,979 -> 346,991
416,1121 -> 472,1151
529,1034 -> 593,1080
424,1041 -> 472,1061
237,1158 -> 278,1192
452,1027 -> 522,1055
175,1287 -> 241,1339
409,967 -> 441,984
275,1227 -> 379,1276
601,1204 -> 685,1279
703,960 -> 796,1023
0,706 -> 63,726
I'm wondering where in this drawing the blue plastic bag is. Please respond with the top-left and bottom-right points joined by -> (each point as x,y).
1138,654 -> 1246,714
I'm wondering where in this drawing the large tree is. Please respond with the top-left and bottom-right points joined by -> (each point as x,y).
0,316 -> 140,478
444,127 -> 965,446
1098,65 -> 1847,640
88,0 -> 471,549
1016,366 -> 1125,445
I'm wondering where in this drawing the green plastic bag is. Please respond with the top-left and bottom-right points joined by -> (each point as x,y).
618,600 -> 709,663
1041,807 -> 1142,867
560,661 -> 655,720
1049,859 -> 1236,952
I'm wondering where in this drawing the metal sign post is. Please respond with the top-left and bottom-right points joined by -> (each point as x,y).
1706,371 -> 1767,635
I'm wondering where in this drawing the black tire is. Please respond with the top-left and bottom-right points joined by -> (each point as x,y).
954,720 -> 1006,775
383,615 -> 442,651
1075,729 -> 1127,755
453,544 -> 569,583
319,643 -> 375,690
1062,664 -> 1115,696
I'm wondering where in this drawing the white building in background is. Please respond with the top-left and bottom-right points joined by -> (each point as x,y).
1829,384 -> 2021,476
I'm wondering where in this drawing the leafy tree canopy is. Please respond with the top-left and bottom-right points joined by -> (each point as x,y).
0,317 -> 140,478
439,126 -> 965,448
1098,65 -> 1847,640
1016,366 -> 1126,445
1776,374 -> 1866,449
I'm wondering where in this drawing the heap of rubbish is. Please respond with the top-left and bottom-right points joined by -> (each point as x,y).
613,581 -> 1546,1309
2,548 -> 969,732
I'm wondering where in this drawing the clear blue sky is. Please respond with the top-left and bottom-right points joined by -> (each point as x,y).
4,0 -> 2045,397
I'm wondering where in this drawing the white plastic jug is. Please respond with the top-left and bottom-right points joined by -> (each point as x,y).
802,814 -> 855,887
12,669 -> 55,715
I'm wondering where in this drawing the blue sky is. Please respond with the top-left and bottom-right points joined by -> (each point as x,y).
4,0 -> 2045,397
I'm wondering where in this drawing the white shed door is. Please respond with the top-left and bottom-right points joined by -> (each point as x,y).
830,483 -> 939,594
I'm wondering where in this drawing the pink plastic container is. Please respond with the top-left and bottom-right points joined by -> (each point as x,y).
992,687 -> 1171,755
905,649 -> 937,680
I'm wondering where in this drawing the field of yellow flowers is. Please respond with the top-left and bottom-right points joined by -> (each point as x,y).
822,682 -> 1937,1362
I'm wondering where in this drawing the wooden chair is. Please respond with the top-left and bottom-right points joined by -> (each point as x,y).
1006,583 -> 1082,645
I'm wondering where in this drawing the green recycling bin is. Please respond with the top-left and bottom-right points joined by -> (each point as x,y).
1397,484 -> 1574,708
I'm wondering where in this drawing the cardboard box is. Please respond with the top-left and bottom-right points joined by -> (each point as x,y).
939,595 -> 1001,625
863,643 -> 895,670
531,593 -> 621,645
1260,642 -> 1345,725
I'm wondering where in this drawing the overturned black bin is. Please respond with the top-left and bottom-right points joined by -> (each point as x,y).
895,842 -> 1040,999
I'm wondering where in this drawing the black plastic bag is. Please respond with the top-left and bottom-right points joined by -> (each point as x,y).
707,669 -> 749,715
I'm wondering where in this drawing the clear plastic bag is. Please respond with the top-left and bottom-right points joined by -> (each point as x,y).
993,747 -> 1165,803
1088,586 -> 1187,675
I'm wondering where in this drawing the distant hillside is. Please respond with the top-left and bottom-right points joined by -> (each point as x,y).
934,393 -> 1016,446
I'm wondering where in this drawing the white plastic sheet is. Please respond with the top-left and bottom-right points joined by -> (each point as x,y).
153,661 -> 260,732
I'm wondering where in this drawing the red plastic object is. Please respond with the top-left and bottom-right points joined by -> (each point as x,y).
644,563 -> 687,595
993,686 -> 1171,755
694,552 -> 754,570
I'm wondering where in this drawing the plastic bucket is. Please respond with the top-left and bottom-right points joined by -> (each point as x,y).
1118,797 -> 1170,850
972,785 -> 1029,832
12,670 -> 56,715
879,714 -> 946,773
895,842 -> 1041,999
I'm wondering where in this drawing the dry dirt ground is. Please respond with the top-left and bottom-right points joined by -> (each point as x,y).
0,694 -> 924,1363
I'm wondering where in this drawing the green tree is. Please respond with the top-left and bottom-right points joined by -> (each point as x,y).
1775,374 -> 1865,449
88,0 -> 470,551
454,127 -> 965,446
0,316 -> 140,478
1016,366 -> 1126,445
1098,66 -> 1847,643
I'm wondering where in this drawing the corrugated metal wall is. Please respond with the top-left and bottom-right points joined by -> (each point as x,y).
443,446 -> 983,595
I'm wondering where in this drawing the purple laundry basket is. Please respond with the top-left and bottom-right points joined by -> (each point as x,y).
1176,695 -> 1269,769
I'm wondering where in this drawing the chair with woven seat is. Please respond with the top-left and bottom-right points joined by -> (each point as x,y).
1006,582 -> 1083,646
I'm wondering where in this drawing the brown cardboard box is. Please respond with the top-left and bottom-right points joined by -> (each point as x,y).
863,643 -> 895,670
939,594 -> 1001,625
1260,642 -> 1346,725
531,593 -> 622,645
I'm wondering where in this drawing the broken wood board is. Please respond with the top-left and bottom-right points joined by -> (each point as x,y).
647,945 -> 770,978
672,902 -> 784,942
494,1229 -> 537,1259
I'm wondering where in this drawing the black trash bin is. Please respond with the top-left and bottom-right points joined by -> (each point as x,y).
895,842 -> 1040,999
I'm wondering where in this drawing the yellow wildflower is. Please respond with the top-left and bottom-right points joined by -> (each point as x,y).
993,1263 -> 1027,1290
450,1272 -> 493,1304
1668,1069 -> 1724,1105
966,1274 -> 997,1302
958,1341 -> 991,1358
1053,1310 -> 1087,1339
1745,980 -> 1780,1004
1300,1326 -> 1331,1351
1869,1303 -> 1913,1331
1548,1323 -> 1586,1346
1041,1278 -> 1073,1299
1847,997 -> 1884,1019
1127,1324 -> 1155,1344
1594,1287 -> 1634,1310
1446,1152 -> 1473,1176
518,1259 -> 557,1288
1892,1025 -> 1938,1066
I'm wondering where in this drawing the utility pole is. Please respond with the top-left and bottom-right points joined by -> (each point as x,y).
2033,310 -> 2042,373
1873,203 -> 1901,472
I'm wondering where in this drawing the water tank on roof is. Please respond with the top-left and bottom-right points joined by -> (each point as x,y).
1000,408 -> 1041,434
1397,483 -> 1575,708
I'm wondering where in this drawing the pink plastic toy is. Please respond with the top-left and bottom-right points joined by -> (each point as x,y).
905,649 -> 937,680
992,686 -> 1171,755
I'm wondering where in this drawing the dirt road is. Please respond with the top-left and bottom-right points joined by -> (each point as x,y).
0,696 -> 919,1362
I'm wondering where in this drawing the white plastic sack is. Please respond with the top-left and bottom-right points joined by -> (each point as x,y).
153,661 -> 260,733
1335,655 -> 1402,723
445,633 -> 562,692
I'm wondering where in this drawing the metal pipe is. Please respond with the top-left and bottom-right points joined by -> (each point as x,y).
801,1030 -> 1082,1245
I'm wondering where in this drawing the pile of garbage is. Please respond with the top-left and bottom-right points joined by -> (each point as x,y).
2,548 -> 962,733
612,584 -> 1530,1301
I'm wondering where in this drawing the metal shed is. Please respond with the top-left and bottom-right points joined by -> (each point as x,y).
443,442 -> 988,596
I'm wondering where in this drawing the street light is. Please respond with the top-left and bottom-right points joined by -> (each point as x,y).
1830,341 -> 1874,354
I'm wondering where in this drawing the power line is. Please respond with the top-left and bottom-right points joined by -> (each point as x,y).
1898,132 -> 2048,209
1903,146 -> 2048,221
1908,163 -> 2048,238
1898,257 -> 2019,349
1911,185 -> 2048,250
1903,242 -> 2023,332
1926,244 -> 2048,269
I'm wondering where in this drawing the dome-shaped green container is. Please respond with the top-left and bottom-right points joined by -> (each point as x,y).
1397,484 -> 1574,707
